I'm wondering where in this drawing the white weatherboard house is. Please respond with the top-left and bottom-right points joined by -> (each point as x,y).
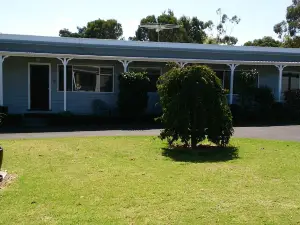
0,33 -> 300,115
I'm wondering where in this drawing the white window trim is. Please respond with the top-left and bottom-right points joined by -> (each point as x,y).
56,64 -> 115,93
213,69 -> 260,89
282,71 -> 300,90
28,62 -> 52,111
283,71 -> 300,74
100,66 -> 115,93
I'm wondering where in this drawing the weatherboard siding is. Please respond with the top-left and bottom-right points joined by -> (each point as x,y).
1,57 -> 292,115
2,57 -> 166,114
3,57 -> 29,114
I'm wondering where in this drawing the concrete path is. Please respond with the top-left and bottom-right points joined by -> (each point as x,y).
0,129 -> 160,140
0,126 -> 300,141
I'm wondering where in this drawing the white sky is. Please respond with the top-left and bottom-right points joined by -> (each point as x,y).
0,0 -> 292,45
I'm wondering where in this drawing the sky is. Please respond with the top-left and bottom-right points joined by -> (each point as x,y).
0,0 -> 293,45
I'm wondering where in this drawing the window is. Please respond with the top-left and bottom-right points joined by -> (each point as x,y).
233,70 -> 259,92
129,67 -> 161,92
214,70 -> 259,93
214,70 -> 230,90
58,65 -> 114,92
282,73 -> 300,92
100,67 -> 114,92
73,66 -> 98,92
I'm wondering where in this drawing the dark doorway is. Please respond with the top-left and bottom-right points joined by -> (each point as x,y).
30,64 -> 50,111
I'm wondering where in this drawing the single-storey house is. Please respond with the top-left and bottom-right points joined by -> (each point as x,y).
1,33 -> 300,115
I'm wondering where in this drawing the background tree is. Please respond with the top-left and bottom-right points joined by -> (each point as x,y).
244,36 -> 282,47
59,19 -> 123,39
157,65 -> 233,148
130,9 -> 213,43
205,8 -> 240,45
274,0 -> 300,47
282,36 -> 300,47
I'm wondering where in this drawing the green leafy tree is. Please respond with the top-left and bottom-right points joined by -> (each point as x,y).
206,8 -> 240,45
157,65 -> 233,148
117,72 -> 150,118
274,0 -> 300,38
274,0 -> 300,47
282,36 -> 300,47
130,9 -> 212,43
59,19 -> 123,39
244,36 -> 282,47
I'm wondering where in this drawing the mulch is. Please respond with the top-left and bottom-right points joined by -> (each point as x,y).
0,174 -> 17,190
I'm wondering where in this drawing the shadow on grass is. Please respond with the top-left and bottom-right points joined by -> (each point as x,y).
162,145 -> 239,163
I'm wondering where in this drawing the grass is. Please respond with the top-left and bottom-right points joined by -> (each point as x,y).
1,137 -> 300,224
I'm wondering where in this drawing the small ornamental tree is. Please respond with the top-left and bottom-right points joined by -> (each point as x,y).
157,65 -> 233,148
118,71 -> 150,118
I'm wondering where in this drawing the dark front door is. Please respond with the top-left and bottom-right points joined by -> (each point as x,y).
30,64 -> 49,111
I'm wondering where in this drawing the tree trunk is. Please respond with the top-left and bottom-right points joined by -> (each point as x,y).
190,109 -> 197,149
191,134 -> 197,149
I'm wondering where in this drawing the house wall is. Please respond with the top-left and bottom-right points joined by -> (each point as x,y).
3,57 -> 297,115
3,57 -> 168,115
3,57 -> 123,114
52,59 -> 123,114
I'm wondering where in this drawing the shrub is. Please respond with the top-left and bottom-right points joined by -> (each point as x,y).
118,72 -> 150,118
229,86 -> 275,124
0,113 -> 6,127
235,69 -> 259,107
92,99 -> 111,116
284,89 -> 300,110
223,89 -> 230,95
271,102 -> 287,121
157,65 -> 234,148
235,69 -> 258,93
0,106 -> 8,114
254,86 -> 275,108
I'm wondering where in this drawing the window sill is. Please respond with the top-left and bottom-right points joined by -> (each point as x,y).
56,91 -> 115,94
27,109 -> 52,112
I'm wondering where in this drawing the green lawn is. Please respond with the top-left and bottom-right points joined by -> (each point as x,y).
1,137 -> 300,224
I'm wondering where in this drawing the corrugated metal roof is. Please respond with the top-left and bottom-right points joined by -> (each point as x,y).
1,33 -> 300,65
1,33 -> 300,55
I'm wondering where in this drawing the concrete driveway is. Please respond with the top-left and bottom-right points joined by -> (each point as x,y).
0,125 -> 300,141
234,126 -> 300,141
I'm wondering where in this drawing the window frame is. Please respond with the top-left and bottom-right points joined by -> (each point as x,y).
213,69 -> 260,89
99,66 -> 115,93
57,64 -> 114,93
128,66 -> 162,92
282,71 -> 300,92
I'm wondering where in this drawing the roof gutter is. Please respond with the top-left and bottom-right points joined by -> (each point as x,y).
0,51 -> 299,66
